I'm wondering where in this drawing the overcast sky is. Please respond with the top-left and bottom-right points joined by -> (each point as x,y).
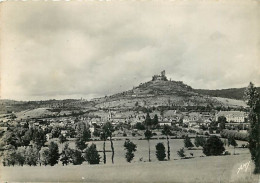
1,1 -> 260,101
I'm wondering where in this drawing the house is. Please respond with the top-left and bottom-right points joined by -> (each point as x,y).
216,111 -> 247,123
159,121 -> 172,126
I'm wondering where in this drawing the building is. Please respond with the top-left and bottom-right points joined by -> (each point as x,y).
216,111 -> 247,123
152,70 -> 168,81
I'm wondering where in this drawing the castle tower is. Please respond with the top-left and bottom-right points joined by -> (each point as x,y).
161,70 -> 165,77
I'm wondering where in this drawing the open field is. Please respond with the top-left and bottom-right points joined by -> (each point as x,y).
1,139 -> 259,183
0,153 -> 259,183
63,138 -> 250,164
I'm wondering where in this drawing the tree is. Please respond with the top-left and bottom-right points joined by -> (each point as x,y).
100,131 -> 107,164
124,140 -> 137,163
144,129 -> 153,162
162,125 -> 171,160
75,122 -> 91,151
218,116 -> 227,131
85,143 -> 100,165
203,136 -> 225,156
1,131 -> 18,148
71,149 -> 84,165
103,122 -> 115,164
152,114 -> 159,128
25,146 -> 38,166
51,126 -> 61,138
39,147 -> 50,166
177,148 -> 186,158
155,143 -> 166,161
59,134 -> 67,145
144,113 -> 152,129
184,135 -> 194,148
228,137 -> 238,155
194,136 -> 206,147
60,143 -> 72,166
245,82 -> 260,174
2,148 -> 16,166
15,147 -> 26,166
135,122 -> 145,130
48,141 -> 60,166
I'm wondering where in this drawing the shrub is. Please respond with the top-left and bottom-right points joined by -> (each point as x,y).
184,135 -> 194,148
135,122 -> 145,130
203,136 -> 225,156
155,143 -> 166,161
177,148 -> 186,158
223,150 -> 231,155
194,136 -> 206,147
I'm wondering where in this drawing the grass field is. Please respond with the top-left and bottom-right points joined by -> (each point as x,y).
0,139 -> 259,183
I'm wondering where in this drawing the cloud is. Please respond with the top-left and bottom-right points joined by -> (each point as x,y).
1,1 -> 260,100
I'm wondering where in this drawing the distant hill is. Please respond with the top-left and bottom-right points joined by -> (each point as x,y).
92,72 -> 247,109
194,87 -> 260,100
1,71 -> 253,113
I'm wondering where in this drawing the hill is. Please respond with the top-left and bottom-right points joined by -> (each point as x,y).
194,87 -> 260,100
92,74 -> 246,109
1,71 -> 251,113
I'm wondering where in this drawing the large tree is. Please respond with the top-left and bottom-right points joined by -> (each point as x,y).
144,113 -> 152,129
75,122 -> 91,151
48,141 -> 60,166
245,82 -> 260,173
155,142 -> 166,161
152,114 -> 159,128
203,136 -> 225,156
124,140 -> 137,163
100,131 -> 107,164
218,116 -> 227,131
103,122 -> 115,164
144,129 -> 153,162
85,143 -> 100,165
162,125 -> 171,160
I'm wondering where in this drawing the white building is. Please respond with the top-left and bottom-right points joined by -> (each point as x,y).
216,111 -> 247,123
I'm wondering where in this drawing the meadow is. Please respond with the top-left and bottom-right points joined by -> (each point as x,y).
0,138 -> 259,183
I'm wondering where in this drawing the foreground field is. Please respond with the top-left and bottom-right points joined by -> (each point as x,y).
0,153 -> 259,183
0,139 -> 259,183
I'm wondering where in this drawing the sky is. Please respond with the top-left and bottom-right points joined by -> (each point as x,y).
1,0 -> 260,101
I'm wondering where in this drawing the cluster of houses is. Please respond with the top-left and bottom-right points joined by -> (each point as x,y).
0,108 -> 249,141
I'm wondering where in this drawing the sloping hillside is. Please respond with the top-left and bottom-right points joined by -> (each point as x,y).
93,79 -> 230,109
194,87 -> 260,100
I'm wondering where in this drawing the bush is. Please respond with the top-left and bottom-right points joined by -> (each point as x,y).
194,136 -> 206,147
155,143 -> 166,161
85,143 -> 100,164
203,136 -> 225,156
223,150 -> 231,155
177,148 -> 186,158
184,135 -> 194,148
135,122 -> 145,130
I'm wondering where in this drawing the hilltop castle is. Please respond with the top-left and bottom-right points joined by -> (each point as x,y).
152,70 -> 168,81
